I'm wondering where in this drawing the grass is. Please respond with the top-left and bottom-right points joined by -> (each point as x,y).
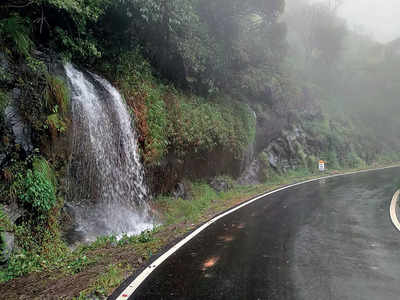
85,264 -> 126,297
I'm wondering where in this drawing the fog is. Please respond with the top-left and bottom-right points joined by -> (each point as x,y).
310,0 -> 400,43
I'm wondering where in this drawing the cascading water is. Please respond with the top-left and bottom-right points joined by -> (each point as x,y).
64,63 -> 153,242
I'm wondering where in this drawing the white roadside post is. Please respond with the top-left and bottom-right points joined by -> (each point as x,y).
319,160 -> 325,172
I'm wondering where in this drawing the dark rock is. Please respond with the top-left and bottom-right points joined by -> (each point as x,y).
238,159 -> 262,185
0,153 -> 5,166
3,202 -> 25,224
210,176 -> 234,193
1,203 -> 26,263
173,182 -> 186,199
268,151 -> 279,169
173,180 -> 193,200
240,125 -> 313,182
4,96 -> 33,153
0,52 -> 8,69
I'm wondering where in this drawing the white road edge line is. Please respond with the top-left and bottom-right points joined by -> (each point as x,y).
390,189 -> 400,232
115,165 -> 399,300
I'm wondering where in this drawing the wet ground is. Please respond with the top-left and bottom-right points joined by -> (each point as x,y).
112,167 -> 400,300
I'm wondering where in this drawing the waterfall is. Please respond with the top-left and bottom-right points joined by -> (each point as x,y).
64,63 -> 153,242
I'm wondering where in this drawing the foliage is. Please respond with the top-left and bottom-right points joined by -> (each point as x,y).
306,155 -> 318,173
86,264 -> 126,296
324,151 -> 340,170
13,157 -> 56,217
258,151 -> 271,182
102,50 -> 256,165
46,113 -> 67,136
46,75 -> 70,115
65,255 -> 96,274
294,141 -> 307,168
345,151 -> 366,169
43,75 -> 70,139
0,13 -> 32,57
167,96 -> 256,160
157,182 -> 218,224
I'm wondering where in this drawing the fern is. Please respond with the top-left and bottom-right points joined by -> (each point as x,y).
0,14 -> 32,57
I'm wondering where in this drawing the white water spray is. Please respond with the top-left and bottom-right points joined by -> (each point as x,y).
65,63 -> 153,242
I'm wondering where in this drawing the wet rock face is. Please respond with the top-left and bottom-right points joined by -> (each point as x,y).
0,52 -> 13,86
239,158 -> 262,185
0,203 -> 26,264
0,52 -> 9,79
262,126 -> 308,173
5,93 -> 34,154
240,126 -> 313,184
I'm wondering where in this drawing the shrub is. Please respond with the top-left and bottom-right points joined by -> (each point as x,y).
258,151 -> 271,182
322,151 -> 341,170
46,113 -> 67,139
0,14 -> 32,57
167,96 -> 256,160
102,50 -> 257,165
13,158 -> 57,217
345,151 -> 366,169
294,141 -> 307,168
306,155 -> 318,173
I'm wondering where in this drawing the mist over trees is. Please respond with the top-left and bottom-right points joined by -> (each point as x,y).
284,0 -> 400,145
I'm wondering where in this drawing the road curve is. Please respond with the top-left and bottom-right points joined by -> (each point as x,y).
111,167 -> 400,300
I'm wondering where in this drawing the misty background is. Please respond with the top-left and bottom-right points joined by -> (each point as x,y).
284,0 -> 400,153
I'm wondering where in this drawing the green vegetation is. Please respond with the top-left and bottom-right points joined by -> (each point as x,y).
85,263 -> 126,297
157,183 -> 218,224
13,157 -> 56,217
45,75 -> 70,138
0,206 -> 8,265
100,50 -> 256,165
0,14 -> 32,57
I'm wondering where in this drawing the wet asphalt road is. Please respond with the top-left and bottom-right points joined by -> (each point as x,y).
123,168 -> 400,300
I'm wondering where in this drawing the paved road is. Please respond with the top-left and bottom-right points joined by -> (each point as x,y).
113,168 -> 400,300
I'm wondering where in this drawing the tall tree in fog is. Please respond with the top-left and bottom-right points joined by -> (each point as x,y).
286,1 -> 346,66
195,0 -> 287,93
